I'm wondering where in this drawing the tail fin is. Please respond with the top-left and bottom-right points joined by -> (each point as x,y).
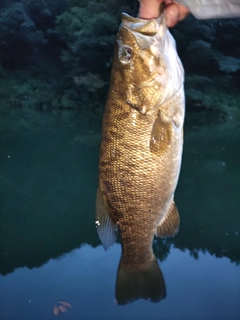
115,254 -> 166,305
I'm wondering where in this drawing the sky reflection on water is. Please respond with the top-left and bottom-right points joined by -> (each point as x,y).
0,244 -> 239,320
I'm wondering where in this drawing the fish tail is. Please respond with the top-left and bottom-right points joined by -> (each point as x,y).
115,254 -> 166,305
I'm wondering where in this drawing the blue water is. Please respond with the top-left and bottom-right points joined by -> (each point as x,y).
1,245 -> 239,320
0,112 -> 240,320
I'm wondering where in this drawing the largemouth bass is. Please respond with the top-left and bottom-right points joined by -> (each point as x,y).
96,10 -> 184,304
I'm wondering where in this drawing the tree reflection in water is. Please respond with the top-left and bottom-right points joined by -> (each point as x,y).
0,114 -> 239,277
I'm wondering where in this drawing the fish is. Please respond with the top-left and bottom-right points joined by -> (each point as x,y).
96,7 -> 184,305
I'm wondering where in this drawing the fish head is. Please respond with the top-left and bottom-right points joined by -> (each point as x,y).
112,13 -> 184,115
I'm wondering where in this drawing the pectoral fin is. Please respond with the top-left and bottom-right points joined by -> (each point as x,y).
156,200 -> 180,238
95,188 -> 117,250
150,114 -> 172,155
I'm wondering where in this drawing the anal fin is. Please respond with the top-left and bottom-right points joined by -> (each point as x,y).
95,187 -> 117,250
156,199 -> 180,238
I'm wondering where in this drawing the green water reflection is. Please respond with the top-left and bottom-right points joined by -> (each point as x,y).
0,112 -> 239,319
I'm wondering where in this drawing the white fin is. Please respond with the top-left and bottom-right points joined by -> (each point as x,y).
95,188 -> 117,250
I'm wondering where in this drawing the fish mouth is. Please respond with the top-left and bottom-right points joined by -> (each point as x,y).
121,10 -> 165,36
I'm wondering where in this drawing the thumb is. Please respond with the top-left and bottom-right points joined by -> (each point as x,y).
165,3 -> 180,27
165,2 -> 190,27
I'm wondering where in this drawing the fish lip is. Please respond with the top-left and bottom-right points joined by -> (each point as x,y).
121,12 -> 165,36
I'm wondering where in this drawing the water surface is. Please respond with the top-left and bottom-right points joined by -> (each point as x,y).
0,112 -> 239,320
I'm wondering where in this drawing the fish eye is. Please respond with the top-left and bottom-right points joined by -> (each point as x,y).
124,47 -> 132,60
117,41 -> 132,63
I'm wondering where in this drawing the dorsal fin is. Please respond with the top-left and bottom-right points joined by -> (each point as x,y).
156,200 -> 180,237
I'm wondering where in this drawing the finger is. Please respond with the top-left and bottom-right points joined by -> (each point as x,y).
138,0 -> 163,19
165,3 -> 190,27
165,3 -> 179,27
177,3 -> 190,21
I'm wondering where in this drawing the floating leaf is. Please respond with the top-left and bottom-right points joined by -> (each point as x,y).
53,306 -> 60,316
58,300 -> 72,308
59,305 -> 67,313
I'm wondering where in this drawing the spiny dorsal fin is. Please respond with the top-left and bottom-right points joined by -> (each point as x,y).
156,200 -> 180,238
95,188 -> 117,250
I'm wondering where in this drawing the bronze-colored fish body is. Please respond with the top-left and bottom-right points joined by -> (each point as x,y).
96,12 -> 184,304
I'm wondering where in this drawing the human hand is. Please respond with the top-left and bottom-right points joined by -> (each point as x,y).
138,0 -> 190,27
164,1 -> 190,27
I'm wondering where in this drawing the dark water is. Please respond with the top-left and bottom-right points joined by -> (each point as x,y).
0,111 -> 240,320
